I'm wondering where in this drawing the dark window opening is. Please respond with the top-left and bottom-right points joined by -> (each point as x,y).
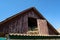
28,17 -> 37,31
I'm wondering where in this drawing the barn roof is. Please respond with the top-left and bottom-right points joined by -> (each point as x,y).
0,7 -> 59,34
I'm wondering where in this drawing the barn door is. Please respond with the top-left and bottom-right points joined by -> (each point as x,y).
37,19 -> 49,35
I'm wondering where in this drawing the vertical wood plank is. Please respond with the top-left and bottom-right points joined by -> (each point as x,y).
37,19 -> 49,35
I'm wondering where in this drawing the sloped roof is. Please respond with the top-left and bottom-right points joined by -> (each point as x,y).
0,7 -> 59,34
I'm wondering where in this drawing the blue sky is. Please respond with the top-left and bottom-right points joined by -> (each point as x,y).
0,0 -> 60,29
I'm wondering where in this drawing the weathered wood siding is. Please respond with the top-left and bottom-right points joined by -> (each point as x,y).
37,19 -> 49,35
0,11 -> 39,34
0,10 -> 58,35
48,26 -> 57,35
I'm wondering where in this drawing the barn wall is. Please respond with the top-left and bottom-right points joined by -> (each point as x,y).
1,11 -> 40,34
48,26 -> 58,35
0,10 -> 58,35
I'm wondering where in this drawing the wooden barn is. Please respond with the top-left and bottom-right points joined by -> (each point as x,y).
0,7 -> 59,36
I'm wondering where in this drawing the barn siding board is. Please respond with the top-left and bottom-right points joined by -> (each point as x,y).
48,27 -> 56,35
48,24 -> 58,35
22,14 -> 28,33
18,16 -> 22,33
28,11 -> 39,19
37,19 -> 49,35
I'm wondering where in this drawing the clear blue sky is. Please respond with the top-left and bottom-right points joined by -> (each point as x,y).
0,0 -> 60,29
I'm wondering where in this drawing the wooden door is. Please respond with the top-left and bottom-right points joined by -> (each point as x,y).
37,19 -> 49,35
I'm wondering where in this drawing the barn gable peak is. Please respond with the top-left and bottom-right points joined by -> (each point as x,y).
0,7 -> 59,35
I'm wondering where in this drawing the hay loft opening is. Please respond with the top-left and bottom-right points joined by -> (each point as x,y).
28,17 -> 37,31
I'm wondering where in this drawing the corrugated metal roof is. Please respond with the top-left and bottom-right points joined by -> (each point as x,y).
9,33 -> 60,39
9,33 -> 60,36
